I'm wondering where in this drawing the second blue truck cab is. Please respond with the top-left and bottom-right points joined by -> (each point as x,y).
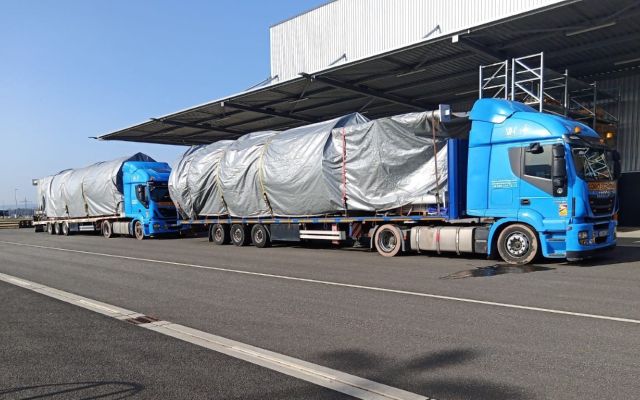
122,161 -> 179,239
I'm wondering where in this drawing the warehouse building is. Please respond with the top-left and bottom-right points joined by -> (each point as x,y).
100,0 -> 640,224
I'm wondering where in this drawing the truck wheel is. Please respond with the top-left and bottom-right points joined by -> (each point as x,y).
211,224 -> 230,245
47,223 -> 54,235
374,224 -> 403,257
62,222 -> 71,236
230,224 -> 249,247
251,224 -> 271,248
102,220 -> 114,239
497,224 -> 539,265
54,223 -> 62,235
134,221 -> 145,240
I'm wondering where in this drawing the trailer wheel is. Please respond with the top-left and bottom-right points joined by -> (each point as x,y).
374,224 -> 403,257
497,223 -> 539,265
251,224 -> 271,248
47,223 -> 54,235
230,224 -> 249,247
54,223 -> 62,235
62,222 -> 71,236
102,220 -> 114,239
210,224 -> 230,245
134,221 -> 145,240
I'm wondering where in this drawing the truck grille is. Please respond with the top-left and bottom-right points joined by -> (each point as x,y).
156,207 -> 177,219
588,195 -> 615,216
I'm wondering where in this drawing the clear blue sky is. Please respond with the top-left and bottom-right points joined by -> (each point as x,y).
0,0 -> 326,208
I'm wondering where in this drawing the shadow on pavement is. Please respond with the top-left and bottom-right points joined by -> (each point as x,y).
0,381 -> 143,399
571,246 -> 640,267
310,348 -> 532,400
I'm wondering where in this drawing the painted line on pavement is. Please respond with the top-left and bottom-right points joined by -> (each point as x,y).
1,240 -> 640,325
0,271 -> 432,400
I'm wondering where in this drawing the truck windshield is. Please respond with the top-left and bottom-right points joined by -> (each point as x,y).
149,184 -> 171,202
569,140 -> 615,181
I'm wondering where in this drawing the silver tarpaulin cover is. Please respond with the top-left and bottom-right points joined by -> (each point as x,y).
169,111 -> 449,219
37,153 -> 155,218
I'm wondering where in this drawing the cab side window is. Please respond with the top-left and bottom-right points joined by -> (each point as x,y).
524,145 -> 552,180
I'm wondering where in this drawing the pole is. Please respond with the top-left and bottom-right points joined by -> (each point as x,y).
14,188 -> 18,218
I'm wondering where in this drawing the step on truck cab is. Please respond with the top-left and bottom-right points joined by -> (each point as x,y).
467,99 -> 619,263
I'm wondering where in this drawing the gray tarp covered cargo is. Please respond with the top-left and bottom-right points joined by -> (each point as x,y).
37,153 -> 155,218
169,111 -> 450,219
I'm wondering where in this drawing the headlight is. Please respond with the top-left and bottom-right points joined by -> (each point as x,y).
578,230 -> 589,245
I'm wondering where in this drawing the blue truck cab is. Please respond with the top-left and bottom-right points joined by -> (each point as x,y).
122,161 -> 179,239
467,99 -> 619,263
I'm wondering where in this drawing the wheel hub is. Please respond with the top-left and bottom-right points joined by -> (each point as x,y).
506,232 -> 529,256
378,231 -> 397,253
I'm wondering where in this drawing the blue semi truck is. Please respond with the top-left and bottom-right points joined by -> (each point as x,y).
34,157 -> 180,240
185,99 -> 618,264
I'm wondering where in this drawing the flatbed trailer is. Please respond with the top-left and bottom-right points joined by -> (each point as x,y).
178,139 -> 486,257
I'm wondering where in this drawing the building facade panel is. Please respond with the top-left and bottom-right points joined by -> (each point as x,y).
270,0 -> 566,81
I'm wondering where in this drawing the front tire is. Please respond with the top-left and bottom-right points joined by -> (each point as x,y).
134,221 -> 145,240
251,224 -> 271,248
374,224 -> 403,257
230,224 -> 249,247
497,224 -> 539,265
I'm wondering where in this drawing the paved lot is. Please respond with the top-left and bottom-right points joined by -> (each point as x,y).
1,229 -> 639,399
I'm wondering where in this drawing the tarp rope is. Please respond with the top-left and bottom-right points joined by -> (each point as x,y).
431,116 -> 441,215
258,137 -> 275,217
216,149 -> 229,215
341,127 -> 348,215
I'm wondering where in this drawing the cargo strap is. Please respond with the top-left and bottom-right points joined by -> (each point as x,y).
216,149 -> 229,214
431,116 -> 441,215
341,127 -> 348,214
258,136 -> 275,217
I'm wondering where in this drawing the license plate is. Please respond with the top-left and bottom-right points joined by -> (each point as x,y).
598,230 -> 609,238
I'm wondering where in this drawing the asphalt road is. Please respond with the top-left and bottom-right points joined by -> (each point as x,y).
1,229 -> 639,399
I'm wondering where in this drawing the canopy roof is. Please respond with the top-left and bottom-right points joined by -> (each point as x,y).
99,0 -> 640,145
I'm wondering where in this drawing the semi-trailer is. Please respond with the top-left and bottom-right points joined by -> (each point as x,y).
168,99 -> 620,264
33,153 -> 180,239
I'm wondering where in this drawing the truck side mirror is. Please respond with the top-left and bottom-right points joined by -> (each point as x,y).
135,184 -> 148,208
552,143 -> 567,197
526,142 -> 543,154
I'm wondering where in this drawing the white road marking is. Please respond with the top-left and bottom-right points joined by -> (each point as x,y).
0,271 -> 432,400
1,240 -> 639,325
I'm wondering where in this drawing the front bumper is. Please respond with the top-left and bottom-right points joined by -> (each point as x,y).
565,219 -> 617,260
566,243 -> 615,261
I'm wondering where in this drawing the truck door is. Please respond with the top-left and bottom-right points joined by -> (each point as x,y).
517,143 -> 567,232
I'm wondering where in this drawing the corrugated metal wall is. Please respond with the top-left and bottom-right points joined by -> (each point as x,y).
600,73 -> 640,173
270,0 -> 566,81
